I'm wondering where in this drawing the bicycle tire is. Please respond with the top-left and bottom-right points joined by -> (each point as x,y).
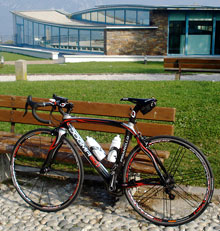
10,128 -> 84,212
123,135 -> 214,226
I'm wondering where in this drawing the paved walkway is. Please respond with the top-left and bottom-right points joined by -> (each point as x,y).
4,60 -> 59,65
0,73 -> 220,82
0,180 -> 220,231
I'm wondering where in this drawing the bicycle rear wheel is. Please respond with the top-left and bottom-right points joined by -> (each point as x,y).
123,135 -> 214,226
11,128 -> 84,212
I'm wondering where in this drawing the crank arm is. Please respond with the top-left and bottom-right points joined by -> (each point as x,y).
122,178 -> 162,188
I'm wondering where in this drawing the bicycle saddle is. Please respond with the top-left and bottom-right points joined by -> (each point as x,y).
53,94 -> 68,103
120,97 -> 157,115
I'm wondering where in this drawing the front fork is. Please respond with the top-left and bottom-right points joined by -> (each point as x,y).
40,127 -> 66,174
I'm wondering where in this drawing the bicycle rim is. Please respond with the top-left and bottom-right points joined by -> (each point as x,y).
123,135 -> 214,226
11,128 -> 84,212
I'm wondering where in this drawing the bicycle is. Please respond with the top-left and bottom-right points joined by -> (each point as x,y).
10,94 -> 214,226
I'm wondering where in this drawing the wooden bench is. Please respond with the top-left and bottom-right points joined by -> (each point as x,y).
0,95 -> 176,182
164,57 -> 220,80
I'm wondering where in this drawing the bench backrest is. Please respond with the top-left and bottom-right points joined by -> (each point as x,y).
164,57 -> 220,72
0,95 -> 176,136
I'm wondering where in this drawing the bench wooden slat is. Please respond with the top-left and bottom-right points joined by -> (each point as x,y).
165,58 -> 220,64
131,162 -> 156,174
72,121 -> 174,136
165,63 -> 220,70
0,95 -> 176,122
164,57 -> 220,71
164,57 -> 220,80
0,109 -> 174,136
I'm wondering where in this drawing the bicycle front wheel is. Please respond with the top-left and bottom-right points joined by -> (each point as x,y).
11,128 -> 84,212
123,135 -> 214,226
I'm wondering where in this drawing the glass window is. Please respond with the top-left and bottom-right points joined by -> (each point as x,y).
91,11 -> 98,22
137,11 -> 150,25
115,10 -> 124,24
126,10 -> 136,24
188,12 -> 212,21
45,26 -> 51,47
169,21 -> 186,54
97,11 -> 105,23
33,23 -> 39,46
215,21 -> 220,54
216,14 -> 220,20
39,24 -> 45,47
106,10 -> 114,24
24,20 -> 28,44
23,20 -> 32,45
188,21 -> 212,54
28,21 -> 33,45
51,26 -> 59,48
79,30 -> 90,50
16,21 -> 24,44
82,13 -> 90,21
69,29 -> 78,49
60,28 -> 68,48
91,30 -> 104,51
169,12 -> 185,21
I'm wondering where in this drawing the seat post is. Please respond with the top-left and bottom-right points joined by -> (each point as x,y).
129,104 -> 140,123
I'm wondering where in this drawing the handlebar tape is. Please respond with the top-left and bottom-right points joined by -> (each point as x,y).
23,95 -> 52,124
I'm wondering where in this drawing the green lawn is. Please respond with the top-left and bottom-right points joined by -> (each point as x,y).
0,80 -> 220,187
29,61 -> 165,74
1,52 -> 45,61
0,52 -> 165,74
0,61 -> 165,75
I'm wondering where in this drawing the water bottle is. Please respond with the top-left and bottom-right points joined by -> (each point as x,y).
86,136 -> 106,161
107,135 -> 121,163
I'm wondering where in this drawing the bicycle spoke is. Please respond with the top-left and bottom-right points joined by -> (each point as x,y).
124,136 -> 213,226
173,184 -> 202,206
27,175 -> 42,198
163,190 -> 170,219
39,177 -> 47,205
168,146 -> 186,176
11,128 -> 83,212
133,185 -> 164,205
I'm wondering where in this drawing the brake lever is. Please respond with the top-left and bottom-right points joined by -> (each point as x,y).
23,101 -> 29,117
23,95 -> 32,117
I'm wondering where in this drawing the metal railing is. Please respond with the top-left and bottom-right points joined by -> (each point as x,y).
0,35 -> 14,44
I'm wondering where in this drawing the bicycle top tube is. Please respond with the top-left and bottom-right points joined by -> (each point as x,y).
24,94 -> 157,125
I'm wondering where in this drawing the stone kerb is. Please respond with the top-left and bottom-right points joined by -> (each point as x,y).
15,59 -> 27,81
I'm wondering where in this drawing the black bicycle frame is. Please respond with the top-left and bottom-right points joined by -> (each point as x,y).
49,115 -> 167,187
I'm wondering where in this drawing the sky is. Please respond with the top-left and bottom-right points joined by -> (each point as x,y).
0,0 -> 219,38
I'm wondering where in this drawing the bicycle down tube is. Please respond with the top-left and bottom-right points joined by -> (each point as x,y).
58,115 -> 166,187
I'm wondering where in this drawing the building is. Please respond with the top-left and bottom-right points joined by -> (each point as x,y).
12,4 -> 220,56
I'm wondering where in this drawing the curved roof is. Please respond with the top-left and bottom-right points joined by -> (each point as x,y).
12,10 -> 104,28
13,5 -> 220,29
70,4 -> 220,16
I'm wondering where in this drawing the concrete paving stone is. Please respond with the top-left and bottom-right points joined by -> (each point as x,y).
1,73 -> 220,82
0,182 -> 220,231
